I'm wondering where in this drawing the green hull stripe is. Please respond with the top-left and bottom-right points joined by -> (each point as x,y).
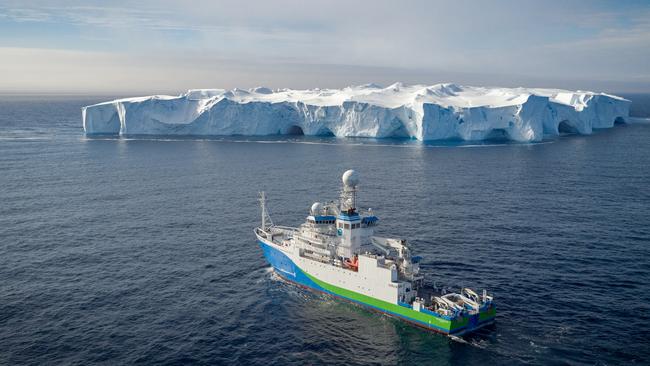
303,271 -> 495,332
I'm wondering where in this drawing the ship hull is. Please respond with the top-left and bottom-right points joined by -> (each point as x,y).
258,238 -> 496,336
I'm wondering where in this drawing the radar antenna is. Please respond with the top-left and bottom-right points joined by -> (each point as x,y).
259,191 -> 274,231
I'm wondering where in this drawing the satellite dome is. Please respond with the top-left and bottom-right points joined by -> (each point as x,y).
342,169 -> 359,187
311,202 -> 323,215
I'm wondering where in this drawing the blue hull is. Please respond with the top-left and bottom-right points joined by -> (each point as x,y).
258,240 -> 326,292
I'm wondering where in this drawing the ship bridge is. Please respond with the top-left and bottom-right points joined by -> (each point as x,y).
307,215 -> 336,225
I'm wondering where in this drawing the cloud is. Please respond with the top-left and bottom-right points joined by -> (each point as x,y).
0,0 -> 648,93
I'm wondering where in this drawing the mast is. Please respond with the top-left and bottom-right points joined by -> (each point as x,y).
260,191 -> 266,230
259,191 -> 273,230
340,170 -> 359,214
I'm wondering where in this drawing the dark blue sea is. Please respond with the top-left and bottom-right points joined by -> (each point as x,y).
1,95 -> 650,365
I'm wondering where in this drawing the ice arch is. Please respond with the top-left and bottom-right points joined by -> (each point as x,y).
286,125 -> 304,135
558,120 -> 579,134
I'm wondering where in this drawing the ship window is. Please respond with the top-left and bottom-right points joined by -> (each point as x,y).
344,223 -> 350,229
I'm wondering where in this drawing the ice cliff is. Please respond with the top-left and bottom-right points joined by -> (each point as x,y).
82,83 -> 630,142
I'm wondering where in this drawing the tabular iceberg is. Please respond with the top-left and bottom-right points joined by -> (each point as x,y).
82,83 -> 630,142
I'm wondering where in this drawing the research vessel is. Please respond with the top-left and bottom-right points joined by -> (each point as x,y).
254,170 -> 495,336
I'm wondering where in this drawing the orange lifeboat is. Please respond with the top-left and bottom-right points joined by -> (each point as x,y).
344,255 -> 359,271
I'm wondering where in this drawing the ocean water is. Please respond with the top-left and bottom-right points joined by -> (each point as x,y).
1,95 -> 649,365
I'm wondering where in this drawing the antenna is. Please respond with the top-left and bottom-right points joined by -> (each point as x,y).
259,191 -> 274,231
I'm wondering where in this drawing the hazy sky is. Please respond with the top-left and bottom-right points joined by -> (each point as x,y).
1,0 -> 649,94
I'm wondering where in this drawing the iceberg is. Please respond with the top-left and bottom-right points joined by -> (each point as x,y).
82,83 -> 630,142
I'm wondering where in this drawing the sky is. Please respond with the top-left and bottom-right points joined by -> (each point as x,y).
0,0 -> 649,95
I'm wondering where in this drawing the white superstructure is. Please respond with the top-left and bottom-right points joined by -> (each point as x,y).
257,170 -> 420,304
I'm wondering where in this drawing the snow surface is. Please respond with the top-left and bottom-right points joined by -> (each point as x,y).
82,83 -> 630,142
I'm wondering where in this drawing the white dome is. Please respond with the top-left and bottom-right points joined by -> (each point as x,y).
342,169 -> 359,187
311,202 -> 323,215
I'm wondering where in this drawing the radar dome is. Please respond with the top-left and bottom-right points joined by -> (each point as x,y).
311,202 -> 323,215
342,169 -> 359,187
